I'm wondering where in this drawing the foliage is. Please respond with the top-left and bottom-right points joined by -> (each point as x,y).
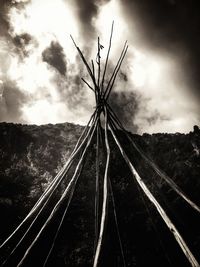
0,122 -> 200,266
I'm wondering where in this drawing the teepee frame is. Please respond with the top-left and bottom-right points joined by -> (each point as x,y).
0,22 -> 200,267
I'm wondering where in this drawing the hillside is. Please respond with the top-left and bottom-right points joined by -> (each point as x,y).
0,122 -> 200,267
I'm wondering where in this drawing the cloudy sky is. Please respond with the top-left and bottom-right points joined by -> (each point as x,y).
0,0 -> 200,133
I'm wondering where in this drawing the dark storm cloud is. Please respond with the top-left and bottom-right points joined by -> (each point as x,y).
72,0 -> 111,39
42,41 -> 67,76
0,0 -> 30,38
74,0 -> 98,35
0,80 -> 27,123
0,0 -> 15,38
109,90 -> 139,133
120,0 -> 200,99
13,33 -> 35,58
0,0 -> 33,59
146,110 -> 170,127
0,1 -> 31,124
13,33 -> 32,47
52,62 -> 90,112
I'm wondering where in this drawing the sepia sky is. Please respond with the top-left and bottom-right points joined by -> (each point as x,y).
0,0 -> 200,133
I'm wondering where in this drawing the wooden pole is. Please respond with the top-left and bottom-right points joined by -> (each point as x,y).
108,119 -> 200,267
93,107 -> 110,267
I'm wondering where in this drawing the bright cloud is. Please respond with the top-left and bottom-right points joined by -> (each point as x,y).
0,0 -> 198,133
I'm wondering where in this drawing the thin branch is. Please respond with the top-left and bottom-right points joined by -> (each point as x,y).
97,37 -> 101,89
103,41 -> 127,99
105,45 -> 128,101
137,182 -> 173,266
0,110 -> 97,253
109,178 -> 126,267
101,21 -> 114,94
17,119 -> 99,267
94,123 -> 100,250
93,107 -> 110,267
107,103 -> 200,214
1,113 -> 98,266
81,78 -> 95,92
91,60 -> 98,102
108,119 -> 200,267
43,153 -> 86,267
70,35 -> 98,92
91,60 -> 96,80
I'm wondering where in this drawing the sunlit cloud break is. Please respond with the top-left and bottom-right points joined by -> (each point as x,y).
0,0 -> 199,133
